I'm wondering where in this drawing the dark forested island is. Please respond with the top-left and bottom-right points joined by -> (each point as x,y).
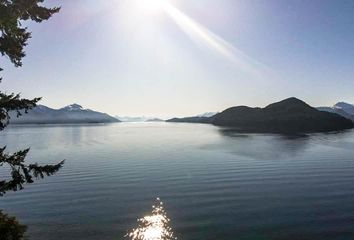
8,98 -> 354,132
167,98 -> 354,133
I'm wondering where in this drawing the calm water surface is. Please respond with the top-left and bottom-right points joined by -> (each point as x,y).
1,123 -> 354,240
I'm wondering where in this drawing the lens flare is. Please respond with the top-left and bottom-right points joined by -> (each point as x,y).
126,198 -> 177,240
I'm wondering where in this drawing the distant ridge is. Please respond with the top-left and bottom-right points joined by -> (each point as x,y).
168,97 -> 354,133
197,112 -> 217,118
145,118 -> 164,122
166,112 -> 217,124
318,102 -> 354,121
9,104 -> 120,124
116,116 -> 163,122
167,116 -> 211,124
334,102 -> 354,115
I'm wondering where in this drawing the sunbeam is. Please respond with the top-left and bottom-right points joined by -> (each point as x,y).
159,1 -> 274,79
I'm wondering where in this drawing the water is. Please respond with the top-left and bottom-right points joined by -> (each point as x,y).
127,198 -> 177,240
0,123 -> 354,240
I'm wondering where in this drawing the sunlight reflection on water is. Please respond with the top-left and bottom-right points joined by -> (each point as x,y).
126,198 -> 177,240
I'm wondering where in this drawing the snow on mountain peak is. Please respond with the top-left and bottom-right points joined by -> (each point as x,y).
61,104 -> 84,111
333,102 -> 354,115
334,102 -> 354,109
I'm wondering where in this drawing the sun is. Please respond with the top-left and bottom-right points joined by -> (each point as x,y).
136,0 -> 167,14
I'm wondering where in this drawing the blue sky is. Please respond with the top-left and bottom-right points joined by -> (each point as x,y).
1,0 -> 354,118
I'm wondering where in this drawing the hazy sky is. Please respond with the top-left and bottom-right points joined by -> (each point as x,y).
1,0 -> 354,118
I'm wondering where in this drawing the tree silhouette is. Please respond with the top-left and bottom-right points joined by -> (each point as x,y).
0,210 -> 27,239
1,1 -> 63,239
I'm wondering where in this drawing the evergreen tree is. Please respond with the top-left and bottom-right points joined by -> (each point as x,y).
1,1 -> 63,239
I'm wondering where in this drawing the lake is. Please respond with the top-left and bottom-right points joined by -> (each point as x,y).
1,123 -> 354,240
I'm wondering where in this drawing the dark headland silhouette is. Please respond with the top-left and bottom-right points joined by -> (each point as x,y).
9,98 -> 354,133
167,97 -> 354,133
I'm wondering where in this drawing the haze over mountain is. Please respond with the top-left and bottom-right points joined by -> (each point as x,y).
145,118 -> 164,122
9,104 -> 120,124
168,98 -> 354,133
317,102 -> 354,121
116,116 -> 164,122
334,102 -> 354,115
197,112 -> 218,118
166,112 -> 217,123
167,116 -> 211,124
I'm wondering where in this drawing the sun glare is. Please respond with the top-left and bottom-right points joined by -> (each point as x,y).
127,198 -> 177,240
137,0 -> 167,14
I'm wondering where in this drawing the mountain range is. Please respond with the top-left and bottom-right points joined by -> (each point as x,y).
9,99 -> 354,132
317,102 -> 354,121
9,104 -> 120,124
167,98 -> 354,133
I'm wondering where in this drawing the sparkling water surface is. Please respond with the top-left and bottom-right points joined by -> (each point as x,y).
1,123 -> 354,240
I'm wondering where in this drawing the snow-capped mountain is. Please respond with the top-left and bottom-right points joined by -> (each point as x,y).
60,103 -> 84,111
317,102 -> 354,121
9,104 -> 120,124
333,102 -> 354,115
